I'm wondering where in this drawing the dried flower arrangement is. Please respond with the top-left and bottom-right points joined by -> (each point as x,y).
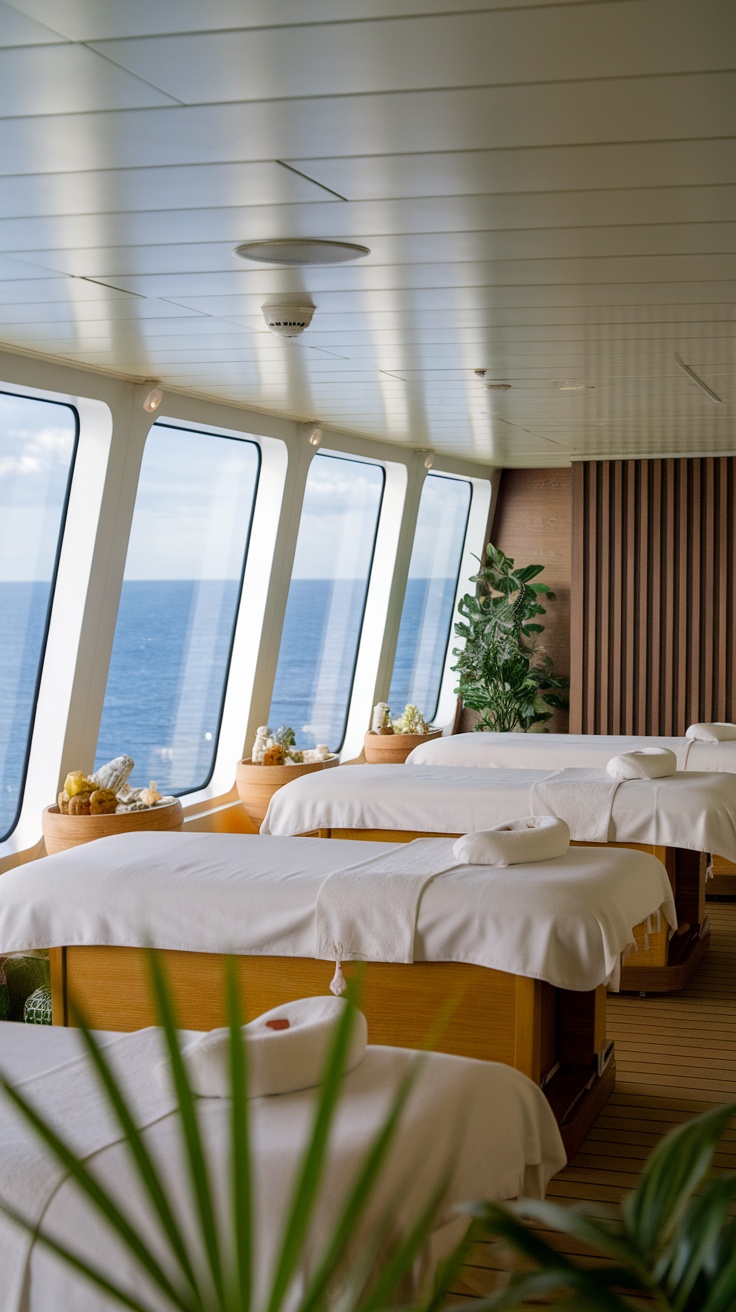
367,703 -> 432,736
251,725 -> 334,766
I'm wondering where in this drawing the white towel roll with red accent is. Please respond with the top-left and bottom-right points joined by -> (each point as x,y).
181,995 -> 368,1099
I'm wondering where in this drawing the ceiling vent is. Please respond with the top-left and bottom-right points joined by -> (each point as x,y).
235,239 -> 369,266
262,303 -> 315,337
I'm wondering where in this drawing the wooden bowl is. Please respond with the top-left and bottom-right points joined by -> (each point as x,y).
42,800 -> 184,856
236,755 -> 339,828
363,729 -> 442,765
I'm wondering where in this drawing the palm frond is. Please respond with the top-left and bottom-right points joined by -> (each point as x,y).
147,950 -> 227,1306
225,955 -> 252,1312
67,999 -> 204,1305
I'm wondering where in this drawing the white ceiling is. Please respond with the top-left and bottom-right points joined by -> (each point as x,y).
0,0 -> 733,467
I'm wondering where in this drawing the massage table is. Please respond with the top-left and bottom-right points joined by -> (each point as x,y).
0,831 -> 675,1155
406,729 -> 736,772
0,1019 -> 565,1312
408,730 -> 736,896
260,763 -> 736,992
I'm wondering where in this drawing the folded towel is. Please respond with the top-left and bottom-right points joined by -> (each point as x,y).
606,748 -> 677,780
181,996 -> 368,1099
315,838 -> 460,977
529,768 -> 621,843
686,722 -> 736,743
452,816 -> 570,867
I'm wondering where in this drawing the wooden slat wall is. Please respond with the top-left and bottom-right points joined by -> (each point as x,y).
571,458 -> 736,735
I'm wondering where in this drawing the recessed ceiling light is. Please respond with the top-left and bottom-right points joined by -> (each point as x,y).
234,239 -> 370,266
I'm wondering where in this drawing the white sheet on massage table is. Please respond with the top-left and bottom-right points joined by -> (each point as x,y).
0,832 -> 675,991
407,732 -> 736,772
0,1024 -> 565,1312
261,762 -> 736,861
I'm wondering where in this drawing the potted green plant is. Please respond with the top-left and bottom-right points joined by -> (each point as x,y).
469,1100 -> 736,1310
452,543 -> 569,733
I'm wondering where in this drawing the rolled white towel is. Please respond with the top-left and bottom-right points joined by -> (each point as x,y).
606,747 -> 677,780
452,815 -> 570,867
180,995 -> 368,1099
686,722 -> 736,743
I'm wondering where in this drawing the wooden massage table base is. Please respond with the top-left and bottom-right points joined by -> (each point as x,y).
49,946 -> 613,1160
707,855 -> 736,899
311,830 -> 710,995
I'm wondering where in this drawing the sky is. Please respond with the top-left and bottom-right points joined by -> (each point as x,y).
0,392 -> 77,583
0,398 -> 470,583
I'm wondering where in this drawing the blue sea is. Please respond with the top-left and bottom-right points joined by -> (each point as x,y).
0,576 -> 457,835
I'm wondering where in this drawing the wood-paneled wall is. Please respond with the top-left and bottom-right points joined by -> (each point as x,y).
461,467 -> 571,733
571,457 -> 736,735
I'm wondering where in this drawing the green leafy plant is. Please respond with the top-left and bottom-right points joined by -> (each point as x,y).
469,1101 -> 736,1311
0,960 -> 475,1312
452,542 -> 569,733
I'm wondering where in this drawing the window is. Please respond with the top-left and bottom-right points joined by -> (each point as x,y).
269,453 -> 385,751
388,474 -> 471,721
0,390 -> 78,840
96,423 -> 260,795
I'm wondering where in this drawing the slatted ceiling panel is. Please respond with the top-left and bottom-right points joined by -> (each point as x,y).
451,903 -> 736,1303
24,226 -> 736,282
0,0 -> 62,43
86,5 -> 736,104
7,0 -> 586,41
0,0 -> 732,464
285,148 -> 736,204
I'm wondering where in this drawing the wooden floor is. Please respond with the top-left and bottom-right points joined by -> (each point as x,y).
453,901 -> 736,1299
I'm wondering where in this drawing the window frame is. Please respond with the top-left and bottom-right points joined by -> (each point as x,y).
388,471 -> 473,725
268,448 -> 386,754
431,472 -> 494,730
0,389 -> 80,842
96,419 -> 262,798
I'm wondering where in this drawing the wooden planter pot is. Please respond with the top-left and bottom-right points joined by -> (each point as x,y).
363,729 -> 442,765
236,756 -> 339,828
42,799 -> 184,856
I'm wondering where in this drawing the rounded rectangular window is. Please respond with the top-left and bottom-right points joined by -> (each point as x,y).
388,474 -> 471,722
268,452 -> 385,752
96,423 -> 260,795
0,390 -> 78,841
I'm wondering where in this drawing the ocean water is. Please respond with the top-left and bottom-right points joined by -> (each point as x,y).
0,576 -> 457,834
0,581 -> 53,838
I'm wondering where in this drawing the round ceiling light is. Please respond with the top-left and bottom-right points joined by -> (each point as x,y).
233,239 -> 370,266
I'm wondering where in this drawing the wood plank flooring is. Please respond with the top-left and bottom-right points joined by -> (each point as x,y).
453,901 -> 736,1299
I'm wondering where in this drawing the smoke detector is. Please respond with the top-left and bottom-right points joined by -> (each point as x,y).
262,304 -> 315,337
